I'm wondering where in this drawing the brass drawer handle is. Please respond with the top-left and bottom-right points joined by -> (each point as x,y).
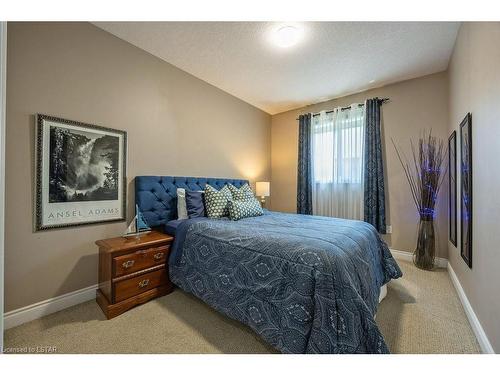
153,252 -> 164,260
122,260 -> 135,269
138,279 -> 150,288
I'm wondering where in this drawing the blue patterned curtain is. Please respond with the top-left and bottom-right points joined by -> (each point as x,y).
364,98 -> 386,233
297,114 -> 312,214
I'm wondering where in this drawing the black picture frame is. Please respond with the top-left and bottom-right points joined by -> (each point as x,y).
459,113 -> 472,268
448,130 -> 457,246
35,114 -> 127,231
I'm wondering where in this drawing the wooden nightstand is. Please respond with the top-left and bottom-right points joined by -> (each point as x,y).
96,231 -> 174,319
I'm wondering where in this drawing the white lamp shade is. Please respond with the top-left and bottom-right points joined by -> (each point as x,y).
256,182 -> 270,197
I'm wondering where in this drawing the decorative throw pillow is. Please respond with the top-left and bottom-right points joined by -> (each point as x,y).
176,188 -> 189,220
185,190 -> 205,218
228,183 -> 254,201
204,184 -> 232,218
228,198 -> 263,221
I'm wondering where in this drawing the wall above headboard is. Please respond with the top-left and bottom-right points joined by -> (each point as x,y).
135,176 -> 248,227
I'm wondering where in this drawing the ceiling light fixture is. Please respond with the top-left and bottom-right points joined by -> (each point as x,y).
272,25 -> 302,48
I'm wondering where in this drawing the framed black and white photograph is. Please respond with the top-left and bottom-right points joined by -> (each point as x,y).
460,113 -> 472,268
35,114 -> 127,230
448,130 -> 457,246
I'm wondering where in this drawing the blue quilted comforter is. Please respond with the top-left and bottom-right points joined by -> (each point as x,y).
168,211 -> 402,353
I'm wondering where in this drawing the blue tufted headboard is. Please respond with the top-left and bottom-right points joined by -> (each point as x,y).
135,176 -> 249,228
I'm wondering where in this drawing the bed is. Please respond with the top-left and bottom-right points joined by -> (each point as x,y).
136,176 -> 402,354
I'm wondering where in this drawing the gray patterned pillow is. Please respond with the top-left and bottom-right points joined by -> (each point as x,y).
228,183 -> 255,201
227,198 -> 263,221
204,184 -> 232,218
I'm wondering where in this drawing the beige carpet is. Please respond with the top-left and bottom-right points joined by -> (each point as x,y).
4,261 -> 480,354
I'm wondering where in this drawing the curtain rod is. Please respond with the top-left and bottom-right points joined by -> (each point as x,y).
295,98 -> 390,120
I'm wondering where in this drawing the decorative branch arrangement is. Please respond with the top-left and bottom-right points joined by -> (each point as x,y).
392,131 -> 448,270
392,131 -> 447,221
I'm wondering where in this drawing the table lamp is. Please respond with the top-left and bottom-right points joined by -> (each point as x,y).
256,182 -> 270,206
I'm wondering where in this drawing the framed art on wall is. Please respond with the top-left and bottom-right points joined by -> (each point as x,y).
35,114 -> 127,231
460,113 -> 472,268
448,130 -> 457,246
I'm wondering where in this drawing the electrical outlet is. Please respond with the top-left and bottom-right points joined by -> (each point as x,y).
386,225 -> 392,234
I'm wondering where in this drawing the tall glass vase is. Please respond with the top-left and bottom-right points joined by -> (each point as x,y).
413,217 -> 436,270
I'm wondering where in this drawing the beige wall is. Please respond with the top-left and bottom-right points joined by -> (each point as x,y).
5,22 -> 271,311
448,22 -> 500,353
271,72 -> 449,257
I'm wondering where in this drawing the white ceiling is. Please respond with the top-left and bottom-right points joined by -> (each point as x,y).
94,22 -> 460,115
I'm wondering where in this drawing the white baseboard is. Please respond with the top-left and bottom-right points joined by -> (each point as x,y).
3,284 -> 98,330
447,263 -> 495,354
390,248 -> 448,268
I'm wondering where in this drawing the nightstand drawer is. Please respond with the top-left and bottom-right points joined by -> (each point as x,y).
113,245 -> 169,276
114,268 -> 168,303
96,231 -> 174,319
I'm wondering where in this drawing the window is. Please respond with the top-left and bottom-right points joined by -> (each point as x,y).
312,106 -> 365,184
311,105 -> 366,219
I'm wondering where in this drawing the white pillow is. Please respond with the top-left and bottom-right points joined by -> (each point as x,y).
177,188 -> 189,220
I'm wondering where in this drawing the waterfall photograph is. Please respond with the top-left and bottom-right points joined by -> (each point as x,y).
35,114 -> 127,230
49,126 -> 119,202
